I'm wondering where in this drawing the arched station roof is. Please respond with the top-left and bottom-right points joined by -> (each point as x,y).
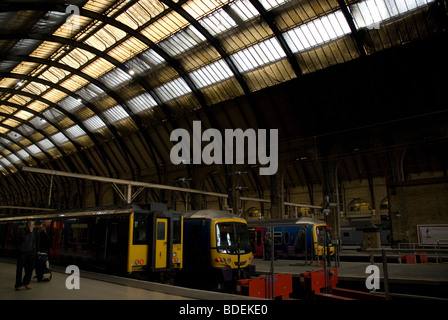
0,0 -> 447,208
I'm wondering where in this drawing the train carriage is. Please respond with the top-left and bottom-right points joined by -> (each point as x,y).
0,203 -> 183,275
179,209 -> 254,291
248,217 -> 334,260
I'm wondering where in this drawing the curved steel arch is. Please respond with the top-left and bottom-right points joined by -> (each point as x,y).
0,71 -> 139,178
0,3 -> 210,113
0,55 -> 166,178
0,143 -> 37,203
159,0 -> 267,129
0,109 -> 81,190
0,120 -> 52,163
0,87 -> 118,175
0,33 -> 172,181
247,0 -> 303,77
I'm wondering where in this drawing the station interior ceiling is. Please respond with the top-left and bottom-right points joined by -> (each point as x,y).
0,0 -> 447,211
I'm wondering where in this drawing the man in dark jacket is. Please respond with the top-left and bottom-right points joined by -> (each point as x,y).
15,220 -> 36,290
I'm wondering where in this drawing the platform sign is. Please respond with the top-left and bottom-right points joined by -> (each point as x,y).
417,224 -> 448,246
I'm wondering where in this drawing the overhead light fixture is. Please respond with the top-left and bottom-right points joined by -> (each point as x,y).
17,81 -> 23,86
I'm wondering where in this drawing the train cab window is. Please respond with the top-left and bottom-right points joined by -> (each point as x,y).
316,226 -> 331,246
157,221 -> 166,240
133,213 -> 148,245
284,232 -> 290,245
173,216 -> 182,244
216,222 -> 251,254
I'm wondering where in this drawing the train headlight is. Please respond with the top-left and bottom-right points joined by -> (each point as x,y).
173,252 -> 177,257
135,259 -> 139,265
226,258 -> 231,265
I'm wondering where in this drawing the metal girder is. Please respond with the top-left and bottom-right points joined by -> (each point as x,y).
0,71 -> 138,178
0,87 -> 116,173
336,0 -> 367,57
248,0 -> 302,77
22,167 -> 322,210
158,0 -> 268,130
0,5 -> 182,181
0,3 -> 210,113
1,55 -> 160,169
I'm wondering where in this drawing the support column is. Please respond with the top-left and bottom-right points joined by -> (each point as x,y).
270,169 -> 284,219
226,165 -> 241,215
322,159 -> 341,242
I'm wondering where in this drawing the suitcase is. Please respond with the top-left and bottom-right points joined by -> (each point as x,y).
36,253 -> 52,282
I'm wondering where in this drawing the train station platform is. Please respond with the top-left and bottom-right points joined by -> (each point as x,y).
252,258 -> 448,298
253,258 -> 448,282
0,259 -> 254,301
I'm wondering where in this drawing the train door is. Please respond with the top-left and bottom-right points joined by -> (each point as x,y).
155,218 -> 168,269
254,227 -> 264,258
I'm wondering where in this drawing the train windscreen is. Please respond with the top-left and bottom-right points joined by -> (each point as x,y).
215,222 -> 251,254
316,226 -> 332,246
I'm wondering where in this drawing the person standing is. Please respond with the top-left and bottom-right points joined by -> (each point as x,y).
15,220 -> 36,290
264,233 -> 272,261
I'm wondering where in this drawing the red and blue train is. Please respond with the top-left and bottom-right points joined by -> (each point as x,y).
248,217 -> 334,260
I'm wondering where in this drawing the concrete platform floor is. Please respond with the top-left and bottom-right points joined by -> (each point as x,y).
0,261 -> 193,300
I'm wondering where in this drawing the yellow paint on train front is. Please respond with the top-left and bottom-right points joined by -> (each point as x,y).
313,224 -> 335,256
155,218 -> 168,269
210,218 -> 253,269
127,212 -> 148,273
172,216 -> 183,269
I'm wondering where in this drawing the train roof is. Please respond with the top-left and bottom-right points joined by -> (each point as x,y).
183,209 -> 245,221
0,203 -> 168,222
247,217 -> 326,226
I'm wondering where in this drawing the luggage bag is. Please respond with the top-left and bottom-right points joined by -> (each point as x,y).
36,252 -> 52,282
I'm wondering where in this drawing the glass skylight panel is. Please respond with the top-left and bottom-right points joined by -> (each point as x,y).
65,125 -> 86,139
259,0 -> 291,10
26,144 -> 41,155
6,153 -> 21,164
229,0 -> 259,21
17,125 -> 34,137
190,59 -> 234,88
283,11 -> 351,53
0,137 -> 11,146
43,109 -> 65,121
29,116 -> 49,129
0,158 -> 11,167
198,8 -> 237,36
350,0 -> 435,29
99,68 -> 132,90
231,38 -> 287,73
103,105 -> 129,123
58,96 -> 84,113
154,78 -> 193,102
158,26 -> 206,56
140,49 -> 165,68
51,132 -> 69,146
127,93 -> 158,114
76,84 -> 105,101
126,56 -> 151,75
37,139 -> 55,150
83,115 -> 107,132
16,149 -> 30,159
6,132 -> 22,141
